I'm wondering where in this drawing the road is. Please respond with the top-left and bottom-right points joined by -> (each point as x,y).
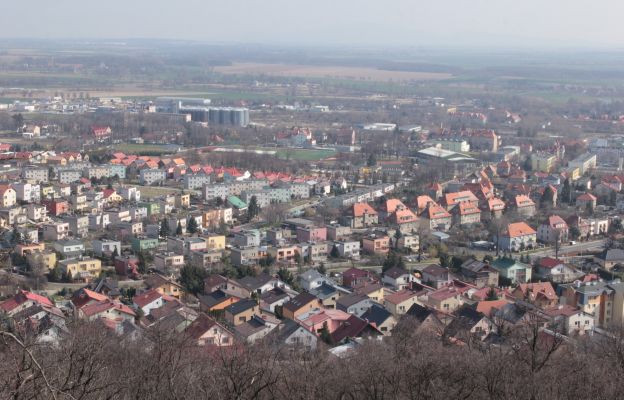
530,239 -> 606,258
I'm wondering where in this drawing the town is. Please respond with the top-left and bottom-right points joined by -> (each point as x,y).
2,14 -> 624,399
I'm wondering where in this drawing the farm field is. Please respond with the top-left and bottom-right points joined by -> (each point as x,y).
214,62 -> 454,82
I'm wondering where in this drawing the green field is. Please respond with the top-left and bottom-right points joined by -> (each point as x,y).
274,148 -> 337,161
113,143 -> 181,155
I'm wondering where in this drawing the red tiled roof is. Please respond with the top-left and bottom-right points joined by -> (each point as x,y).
353,202 -> 377,217
133,289 -> 163,308
506,222 -> 536,238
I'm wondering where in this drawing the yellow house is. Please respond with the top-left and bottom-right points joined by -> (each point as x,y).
145,274 -> 186,299
224,299 -> 260,326
104,190 -> 123,203
384,290 -> 420,316
354,283 -> 385,303
175,193 -> 190,208
15,243 -> 45,256
205,234 -> 226,250
565,167 -> 581,181
426,287 -> 463,313
58,257 -> 102,281
26,250 -> 57,273
41,185 -> 55,198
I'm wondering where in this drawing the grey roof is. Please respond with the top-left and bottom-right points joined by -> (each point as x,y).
361,304 -> 393,326
283,292 -> 319,313
422,264 -> 448,278
406,303 -> 434,322
461,259 -> 488,273
384,267 -> 409,279
600,249 -> 624,262
309,282 -> 339,300
336,293 -> 369,309
299,269 -> 324,282
260,287 -> 290,304
224,299 -> 257,315
198,290 -> 230,308
238,273 -> 274,291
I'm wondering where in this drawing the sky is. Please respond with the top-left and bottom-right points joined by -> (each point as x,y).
1,0 -> 623,49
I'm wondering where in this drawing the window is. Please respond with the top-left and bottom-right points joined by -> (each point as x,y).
239,316 -> 246,322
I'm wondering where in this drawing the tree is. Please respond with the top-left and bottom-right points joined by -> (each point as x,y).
383,251 -> 405,273
159,218 -> 170,238
330,245 -> 340,258
11,113 -> 23,129
187,217 -> 199,235
111,246 -> 119,261
540,186 -> 555,209
561,178 -> 572,205
179,264 -> 207,295
367,153 -> 377,167
610,190 -> 618,207
247,196 -> 259,221
317,262 -> 326,275
485,287 -> 498,301
277,267 -> 294,286
176,221 -> 183,236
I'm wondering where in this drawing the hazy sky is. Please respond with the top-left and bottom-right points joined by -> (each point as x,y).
1,0 -> 623,48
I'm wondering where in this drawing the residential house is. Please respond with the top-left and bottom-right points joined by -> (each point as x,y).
184,313 -> 233,347
514,195 -> 536,217
336,293 -> 376,317
384,290 -> 420,316
224,299 -> 261,326
133,289 -> 164,316
537,215 -> 569,244
382,267 -> 415,290
594,249 -> 624,270
576,193 -> 597,210
460,259 -> 499,288
512,282 -> 559,308
536,257 -> 580,283
496,222 -> 536,252
361,304 -> 397,335
421,264 -> 449,289
362,234 -> 390,254
491,257 -> 532,284
283,293 -> 323,320
543,305 -> 594,336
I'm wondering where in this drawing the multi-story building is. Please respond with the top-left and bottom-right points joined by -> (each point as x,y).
154,252 -> 185,272
454,201 -> 481,225
296,226 -> 327,243
496,222 -> 536,252
118,186 -> 140,202
42,221 -> 70,241
22,167 -> 49,183
92,239 -> 122,257
514,195 -> 536,217
0,185 -> 16,208
58,169 -> 82,184
559,280 -> 624,328
25,204 -> 48,222
230,246 -> 261,267
334,240 -> 361,259
83,166 -> 112,180
531,153 -> 557,173
537,215 -> 569,244
58,257 -> 102,281
139,169 -> 167,186
62,214 -> 89,238
362,234 -> 390,254
203,208 -> 233,227
568,153 -> 597,175
184,173 -> 211,190
167,236 -> 207,255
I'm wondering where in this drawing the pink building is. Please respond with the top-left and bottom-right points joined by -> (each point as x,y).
296,226 -> 327,243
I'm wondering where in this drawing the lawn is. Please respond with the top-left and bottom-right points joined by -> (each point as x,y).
274,148 -> 337,161
113,143 -> 181,155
